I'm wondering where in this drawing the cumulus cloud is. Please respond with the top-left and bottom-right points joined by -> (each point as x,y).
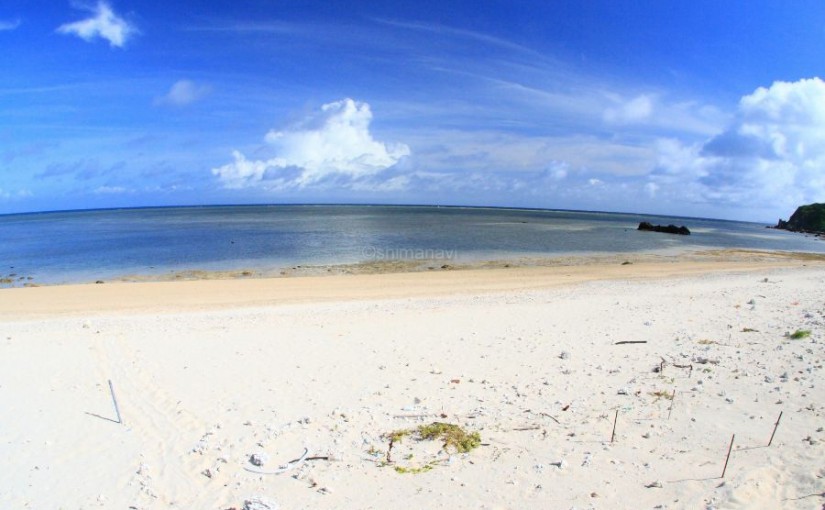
649,77 -> 825,215
0,18 -> 21,31
57,1 -> 137,48
154,80 -> 211,107
213,98 -> 410,189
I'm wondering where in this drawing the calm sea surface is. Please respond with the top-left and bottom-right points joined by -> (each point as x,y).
0,205 -> 822,285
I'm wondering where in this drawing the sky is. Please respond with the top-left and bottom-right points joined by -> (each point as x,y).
1,1 -> 824,221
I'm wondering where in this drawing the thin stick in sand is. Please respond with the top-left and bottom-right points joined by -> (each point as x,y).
667,389 -> 676,420
610,409 -> 619,443
721,434 -> 735,478
768,411 -> 783,446
108,379 -> 123,425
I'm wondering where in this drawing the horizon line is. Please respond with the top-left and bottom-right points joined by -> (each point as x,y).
0,201 -> 774,225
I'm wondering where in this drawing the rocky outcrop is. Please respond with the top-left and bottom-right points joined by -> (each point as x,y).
775,203 -> 825,236
637,222 -> 691,235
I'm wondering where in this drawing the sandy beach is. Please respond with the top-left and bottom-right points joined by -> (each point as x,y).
1,255 -> 824,509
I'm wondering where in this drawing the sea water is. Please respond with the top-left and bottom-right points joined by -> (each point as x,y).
0,205 -> 822,285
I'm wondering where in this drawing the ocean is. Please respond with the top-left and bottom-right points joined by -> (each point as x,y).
1,204 -> 822,286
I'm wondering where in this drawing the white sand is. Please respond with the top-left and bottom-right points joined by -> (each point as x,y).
1,261 -> 824,509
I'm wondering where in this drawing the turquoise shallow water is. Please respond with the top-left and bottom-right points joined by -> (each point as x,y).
0,205 -> 822,285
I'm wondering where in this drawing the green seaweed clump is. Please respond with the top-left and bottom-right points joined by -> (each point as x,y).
384,422 -> 482,454
394,464 -> 434,474
387,429 -> 411,443
788,329 -> 812,340
416,422 -> 482,453
381,422 -> 482,474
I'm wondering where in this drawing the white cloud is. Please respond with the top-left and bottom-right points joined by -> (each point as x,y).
94,185 -> 128,194
154,80 -> 211,107
399,129 -> 656,177
350,175 -> 411,192
0,19 -> 21,31
548,163 -> 568,181
0,188 -> 33,200
650,77 -> 825,215
213,151 -> 276,189
57,1 -> 137,48
213,98 -> 410,189
603,94 -> 654,124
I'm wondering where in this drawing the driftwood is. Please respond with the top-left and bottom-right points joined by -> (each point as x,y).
614,340 -> 647,345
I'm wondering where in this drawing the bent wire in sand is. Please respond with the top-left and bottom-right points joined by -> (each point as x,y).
243,447 -> 310,475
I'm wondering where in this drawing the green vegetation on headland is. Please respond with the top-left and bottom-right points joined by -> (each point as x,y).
775,203 -> 825,235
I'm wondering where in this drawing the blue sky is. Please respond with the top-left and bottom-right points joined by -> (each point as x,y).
1,1 -> 824,220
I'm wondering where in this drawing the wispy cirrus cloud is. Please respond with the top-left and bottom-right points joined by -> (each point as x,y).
154,80 -> 211,107
183,20 -> 300,35
373,18 -> 548,60
36,158 -> 125,181
57,1 -> 137,48
603,94 -> 654,124
0,18 -> 21,31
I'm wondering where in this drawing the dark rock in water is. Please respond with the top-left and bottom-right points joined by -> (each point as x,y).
637,222 -> 691,235
774,203 -> 825,236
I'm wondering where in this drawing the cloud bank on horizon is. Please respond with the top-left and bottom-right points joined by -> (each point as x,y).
1,1 -> 824,221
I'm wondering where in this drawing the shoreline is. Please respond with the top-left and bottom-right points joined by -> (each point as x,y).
2,249 -> 824,319
7,248 -> 825,289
